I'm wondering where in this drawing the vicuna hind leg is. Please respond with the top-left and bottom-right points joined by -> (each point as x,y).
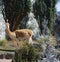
12,38 -> 19,47
14,38 -> 20,46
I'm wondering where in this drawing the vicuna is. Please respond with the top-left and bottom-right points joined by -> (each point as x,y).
5,20 -> 33,46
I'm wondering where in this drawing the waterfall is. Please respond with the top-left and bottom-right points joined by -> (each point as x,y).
30,0 -> 36,12
26,12 -> 40,39
26,0 -> 40,40
0,0 -> 6,40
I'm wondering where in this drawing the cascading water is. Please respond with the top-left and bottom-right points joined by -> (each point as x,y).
26,12 -> 40,39
42,19 -> 50,36
30,0 -> 36,12
0,0 -> 6,40
26,0 -> 40,39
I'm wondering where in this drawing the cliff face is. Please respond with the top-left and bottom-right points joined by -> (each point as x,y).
0,14 -> 6,40
53,12 -> 60,41
0,0 -> 6,40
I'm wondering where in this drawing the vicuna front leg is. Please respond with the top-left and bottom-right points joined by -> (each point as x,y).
29,37 -> 33,44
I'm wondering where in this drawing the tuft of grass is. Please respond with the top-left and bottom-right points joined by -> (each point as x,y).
0,40 -> 7,46
14,41 -> 40,62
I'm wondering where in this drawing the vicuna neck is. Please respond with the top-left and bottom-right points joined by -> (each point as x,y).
6,26 -> 12,35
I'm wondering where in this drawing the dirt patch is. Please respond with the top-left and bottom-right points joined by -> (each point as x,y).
0,59 -> 12,62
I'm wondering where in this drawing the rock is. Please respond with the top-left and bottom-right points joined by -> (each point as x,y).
53,12 -> 60,41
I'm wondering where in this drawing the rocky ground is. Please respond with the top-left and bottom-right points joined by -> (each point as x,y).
0,59 -> 12,62
0,35 -> 60,62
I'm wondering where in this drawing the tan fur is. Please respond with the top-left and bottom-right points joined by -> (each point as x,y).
5,20 -> 33,46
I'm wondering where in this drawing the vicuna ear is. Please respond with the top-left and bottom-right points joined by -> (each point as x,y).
5,19 -> 10,26
5,19 -> 8,23
6,19 -> 8,23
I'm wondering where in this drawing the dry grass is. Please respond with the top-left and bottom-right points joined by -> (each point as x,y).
0,40 -> 7,46
18,41 -> 29,48
0,35 -> 57,51
35,35 -> 57,46
50,35 -> 56,46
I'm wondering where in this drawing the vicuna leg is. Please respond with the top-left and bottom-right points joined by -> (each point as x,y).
11,38 -> 19,47
29,37 -> 33,44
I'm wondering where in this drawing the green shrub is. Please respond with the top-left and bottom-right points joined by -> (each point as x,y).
28,45 -> 39,62
14,42 -> 39,62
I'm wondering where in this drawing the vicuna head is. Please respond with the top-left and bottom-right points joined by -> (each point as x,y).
5,19 -> 10,29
